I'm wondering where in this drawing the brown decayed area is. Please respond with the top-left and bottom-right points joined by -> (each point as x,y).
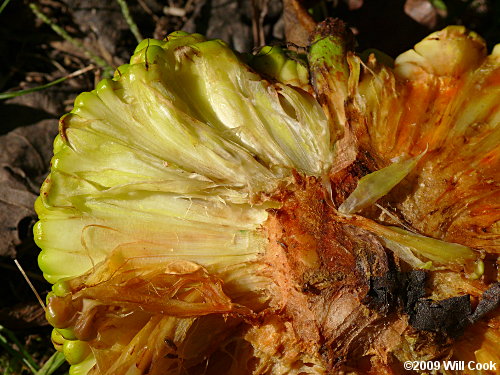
260,172 -> 409,371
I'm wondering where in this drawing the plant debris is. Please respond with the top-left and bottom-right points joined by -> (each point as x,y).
0,120 -> 58,258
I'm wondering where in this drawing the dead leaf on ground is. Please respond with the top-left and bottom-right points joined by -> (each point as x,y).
404,0 -> 445,29
282,0 -> 317,47
183,0 -> 253,52
0,119 -> 58,258
0,302 -> 47,329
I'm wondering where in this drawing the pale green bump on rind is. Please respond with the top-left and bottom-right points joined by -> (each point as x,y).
133,37 -> 165,55
131,40 -> 166,64
56,327 -> 77,340
63,340 -> 92,365
53,133 -> 65,154
51,329 -> 65,351
131,32 -> 206,64
113,63 -> 131,79
253,46 -> 287,75
52,279 -> 70,297
251,46 -> 310,89
339,152 -> 425,215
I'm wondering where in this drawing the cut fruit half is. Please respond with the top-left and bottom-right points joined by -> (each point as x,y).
36,22 -> 499,375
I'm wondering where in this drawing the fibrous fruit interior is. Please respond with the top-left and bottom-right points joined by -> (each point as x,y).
35,24 -> 499,374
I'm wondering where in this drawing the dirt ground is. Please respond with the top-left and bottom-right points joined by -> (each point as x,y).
0,0 -> 498,373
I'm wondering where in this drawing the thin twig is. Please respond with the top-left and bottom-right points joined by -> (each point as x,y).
137,0 -> 159,23
0,65 -> 94,100
116,0 -> 143,43
14,259 -> 46,312
29,3 -> 113,73
163,6 -> 186,17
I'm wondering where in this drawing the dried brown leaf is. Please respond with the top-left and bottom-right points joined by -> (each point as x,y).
404,0 -> 439,29
282,0 -> 316,47
0,119 -> 58,257
0,302 -> 47,329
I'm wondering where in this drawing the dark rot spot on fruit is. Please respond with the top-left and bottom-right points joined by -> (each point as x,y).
364,270 -> 427,315
470,282 -> 500,323
410,295 -> 472,338
407,282 -> 500,339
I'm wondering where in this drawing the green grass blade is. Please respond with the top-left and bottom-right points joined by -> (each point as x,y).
36,351 -> 67,375
0,328 -> 39,374
0,332 -> 23,363
29,3 -> 113,74
0,0 -> 13,15
116,0 -> 143,43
